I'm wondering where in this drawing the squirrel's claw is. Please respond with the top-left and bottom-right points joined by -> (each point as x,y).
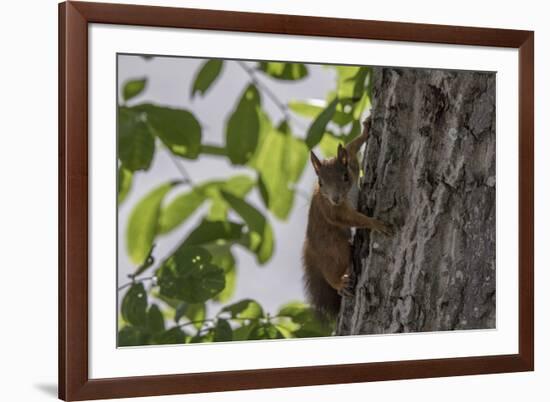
380,224 -> 394,236
372,219 -> 394,236
338,274 -> 355,297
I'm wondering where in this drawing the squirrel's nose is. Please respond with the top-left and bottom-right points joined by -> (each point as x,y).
331,196 -> 341,205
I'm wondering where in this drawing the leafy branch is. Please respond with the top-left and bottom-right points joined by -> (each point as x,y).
117,59 -> 373,346
237,61 -> 291,121
165,147 -> 194,185
117,276 -> 156,292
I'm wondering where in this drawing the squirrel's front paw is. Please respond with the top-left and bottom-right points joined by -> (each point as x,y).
362,116 -> 372,132
373,219 -> 394,236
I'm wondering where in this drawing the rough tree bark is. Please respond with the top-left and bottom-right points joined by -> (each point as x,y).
337,67 -> 496,335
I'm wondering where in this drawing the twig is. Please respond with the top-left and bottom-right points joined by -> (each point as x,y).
236,61 -> 290,117
237,61 -> 310,132
177,319 -> 215,329
117,276 -> 156,292
166,149 -> 193,185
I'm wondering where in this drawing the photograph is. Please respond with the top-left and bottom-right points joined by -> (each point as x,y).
116,55 -> 496,347
2,0 -> 544,400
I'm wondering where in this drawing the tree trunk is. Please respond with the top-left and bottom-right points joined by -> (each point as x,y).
337,67 -> 496,335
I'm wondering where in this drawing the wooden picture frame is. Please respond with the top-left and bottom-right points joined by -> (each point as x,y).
59,1 -> 534,400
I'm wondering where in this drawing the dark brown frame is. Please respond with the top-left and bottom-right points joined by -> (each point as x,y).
59,1 -> 534,400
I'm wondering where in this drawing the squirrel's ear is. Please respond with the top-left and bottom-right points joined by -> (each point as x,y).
337,143 -> 348,166
310,151 -> 321,175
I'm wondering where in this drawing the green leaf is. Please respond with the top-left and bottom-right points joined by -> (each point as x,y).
226,84 -> 261,164
245,110 -> 272,166
152,290 -> 181,309
221,299 -> 264,320
352,67 -> 370,100
126,182 -> 176,265
205,175 -> 256,221
277,301 -> 333,337
123,78 -> 147,101
294,320 -> 333,338
118,107 -> 155,171
258,62 -> 308,80
249,119 -> 308,219
190,330 -> 214,344
275,317 -> 301,333
353,90 -> 370,120
332,66 -> 371,123
175,256 -> 225,303
335,66 -> 361,99
118,166 -> 133,204
118,326 -> 148,346
159,175 -> 255,234
174,302 -> 188,324
278,301 -> 310,321
216,263 -> 236,303
152,327 -> 187,345
156,246 -> 225,303
179,218 -> 271,273
220,191 -> 274,264
203,244 -> 237,302
232,322 -> 258,341
366,69 -> 373,101
131,244 -> 156,278
344,120 -> 362,143
222,175 -> 256,196
286,135 -> 309,184
147,304 -> 165,333
186,303 -> 207,327
158,189 -> 206,234
174,303 -> 206,329
248,323 -> 283,340
274,321 -> 298,338
289,100 -> 351,127
333,105 -> 354,127
183,220 -> 245,247
305,98 -> 338,149
288,99 -> 326,118
121,283 -> 148,327
213,319 -> 233,342
207,194 -> 228,221
141,104 -> 202,159
319,131 -> 341,158
257,176 -> 271,210
191,59 -> 224,97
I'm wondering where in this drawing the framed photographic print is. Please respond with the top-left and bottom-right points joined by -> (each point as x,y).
59,1 -> 534,400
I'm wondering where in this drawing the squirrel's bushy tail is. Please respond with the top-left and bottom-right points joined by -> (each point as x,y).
303,265 -> 342,321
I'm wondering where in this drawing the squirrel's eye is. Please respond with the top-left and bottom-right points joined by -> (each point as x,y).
318,180 -> 323,187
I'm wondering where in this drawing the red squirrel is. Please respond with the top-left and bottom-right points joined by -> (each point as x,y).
302,117 -> 392,319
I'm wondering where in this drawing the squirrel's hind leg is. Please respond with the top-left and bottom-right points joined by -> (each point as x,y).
320,260 -> 355,297
338,245 -> 357,297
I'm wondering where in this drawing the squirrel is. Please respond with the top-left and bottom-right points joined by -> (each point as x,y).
302,117 -> 392,320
